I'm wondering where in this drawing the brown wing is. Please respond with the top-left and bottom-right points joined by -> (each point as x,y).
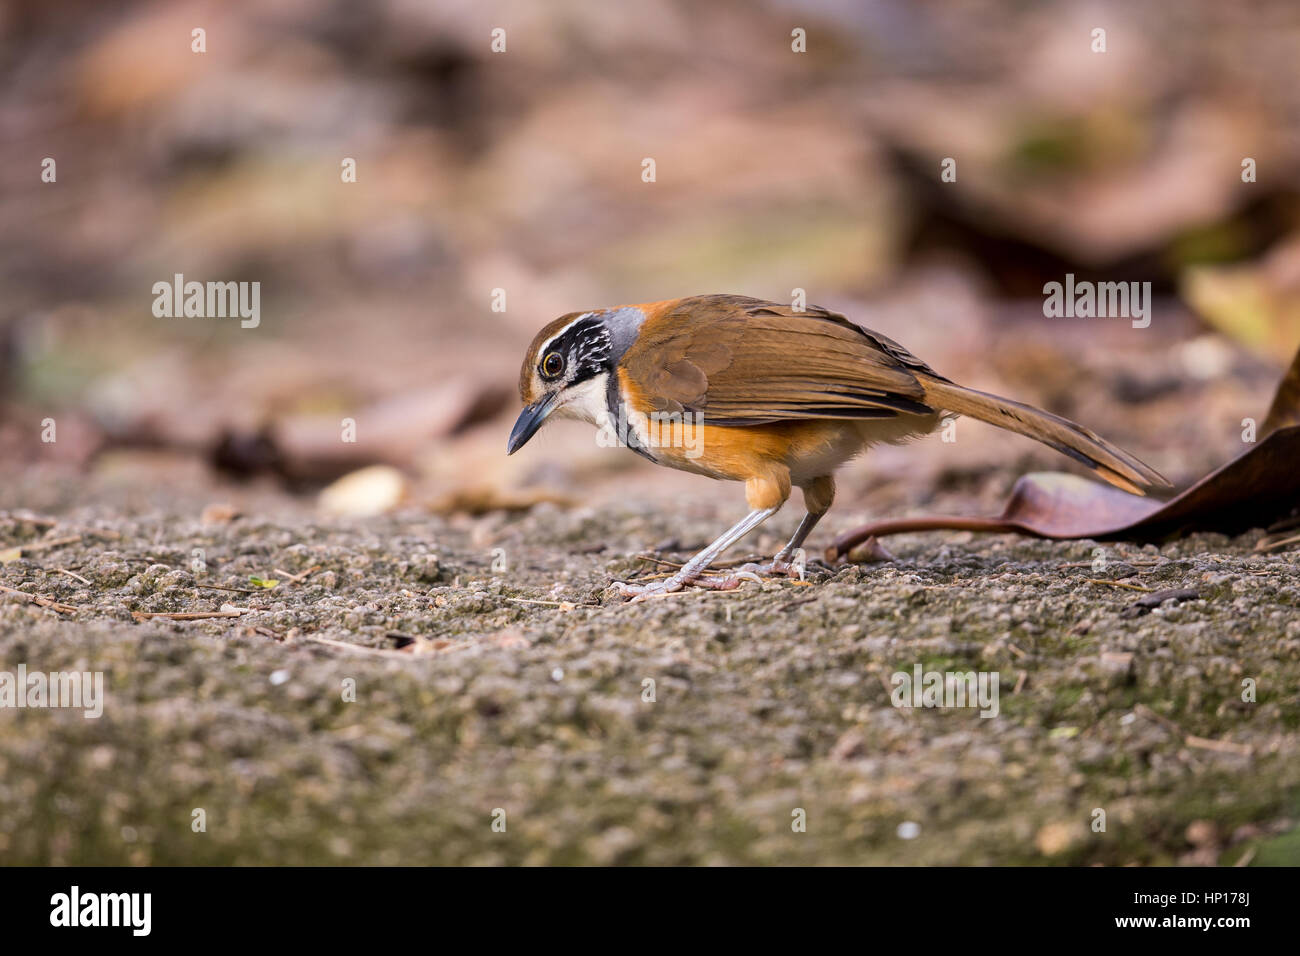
621,295 -> 941,425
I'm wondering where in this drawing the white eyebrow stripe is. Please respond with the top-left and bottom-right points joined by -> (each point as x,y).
538,312 -> 596,357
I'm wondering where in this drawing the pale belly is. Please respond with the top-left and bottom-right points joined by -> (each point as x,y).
632,412 -> 943,485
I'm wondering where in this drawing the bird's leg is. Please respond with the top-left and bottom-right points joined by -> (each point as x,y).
773,509 -> 826,570
615,506 -> 779,601
707,509 -> 826,584
725,475 -> 836,581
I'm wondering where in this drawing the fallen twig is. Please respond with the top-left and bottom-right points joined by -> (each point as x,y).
1185,734 -> 1253,757
1058,559 -> 1163,570
1256,531 -> 1300,552
628,570 -> 676,582
272,564 -> 323,584
20,534 -> 82,552
54,568 -> 92,586
131,605 -> 251,621
635,554 -> 685,569
0,511 -> 59,528
1134,704 -> 1252,756
0,534 -> 83,564
1084,578 -> 1154,593
305,635 -> 407,657
0,582 -> 77,615
507,598 -> 595,610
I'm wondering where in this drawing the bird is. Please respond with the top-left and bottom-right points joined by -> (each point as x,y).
507,294 -> 1170,600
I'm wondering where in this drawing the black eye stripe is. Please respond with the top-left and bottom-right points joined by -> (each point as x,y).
539,318 -> 611,383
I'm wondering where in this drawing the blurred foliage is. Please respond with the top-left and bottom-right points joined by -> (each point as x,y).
1,0 -> 1299,490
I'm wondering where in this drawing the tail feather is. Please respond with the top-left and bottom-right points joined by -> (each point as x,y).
919,378 -> 1171,496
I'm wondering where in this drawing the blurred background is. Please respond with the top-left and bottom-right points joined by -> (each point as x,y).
3,0 -> 1300,524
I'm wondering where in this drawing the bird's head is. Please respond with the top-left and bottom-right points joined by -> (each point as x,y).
508,310 -> 617,454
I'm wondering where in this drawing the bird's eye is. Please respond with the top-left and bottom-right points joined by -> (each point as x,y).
541,352 -> 564,378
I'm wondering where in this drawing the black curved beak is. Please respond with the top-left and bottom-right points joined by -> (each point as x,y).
507,395 -> 557,455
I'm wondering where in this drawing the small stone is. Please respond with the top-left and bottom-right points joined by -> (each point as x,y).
1035,821 -> 1082,856
897,821 -> 921,840
319,465 -> 407,517
1185,820 -> 1218,847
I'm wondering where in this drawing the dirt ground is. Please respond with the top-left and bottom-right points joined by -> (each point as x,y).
3,461 -> 1298,866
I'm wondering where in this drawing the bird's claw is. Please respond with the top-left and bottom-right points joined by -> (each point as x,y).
611,579 -> 680,603
612,563 -> 796,603
731,558 -> 803,579
687,570 -> 765,590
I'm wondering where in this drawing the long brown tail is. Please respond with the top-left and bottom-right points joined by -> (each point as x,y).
918,377 -> 1171,496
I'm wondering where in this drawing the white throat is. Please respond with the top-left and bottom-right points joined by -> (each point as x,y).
555,372 -> 611,427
